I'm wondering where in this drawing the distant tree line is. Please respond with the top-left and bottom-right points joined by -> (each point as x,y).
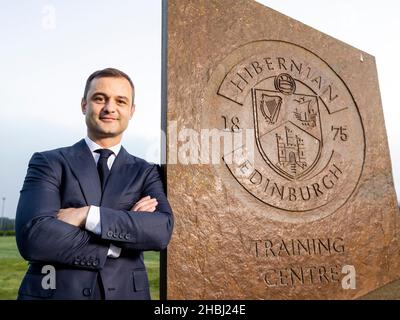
0,217 -> 15,231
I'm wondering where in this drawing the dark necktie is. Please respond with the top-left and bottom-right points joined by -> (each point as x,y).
95,149 -> 114,191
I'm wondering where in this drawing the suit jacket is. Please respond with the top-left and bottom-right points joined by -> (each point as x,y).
15,139 -> 174,300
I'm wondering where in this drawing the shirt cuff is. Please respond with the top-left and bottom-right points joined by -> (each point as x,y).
107,244 -> 122,258
85,205 -> 101,235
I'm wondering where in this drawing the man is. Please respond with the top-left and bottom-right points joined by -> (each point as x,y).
15,68 -> 173,300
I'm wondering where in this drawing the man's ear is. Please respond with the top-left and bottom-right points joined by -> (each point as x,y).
130,104 -> 135,119
81,98 -> 87,115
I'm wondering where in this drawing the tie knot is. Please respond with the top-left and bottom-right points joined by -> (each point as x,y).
95,149 -> 114,159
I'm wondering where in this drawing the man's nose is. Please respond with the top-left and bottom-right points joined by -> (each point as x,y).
103,100 -> 117,113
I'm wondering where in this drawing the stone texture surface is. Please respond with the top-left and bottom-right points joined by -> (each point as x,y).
358,278 -> 400,300
165,0 -> 400,299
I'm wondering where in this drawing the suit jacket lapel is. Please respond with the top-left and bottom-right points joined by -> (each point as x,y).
101,146 -> 134,208
61,139 -> 102,206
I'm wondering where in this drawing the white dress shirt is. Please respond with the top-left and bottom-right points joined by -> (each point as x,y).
84,136 -> 122,259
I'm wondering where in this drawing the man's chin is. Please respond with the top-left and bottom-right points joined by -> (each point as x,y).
88,123 -> 125,139
93,130 -> 122,139
96,125 -> 119,135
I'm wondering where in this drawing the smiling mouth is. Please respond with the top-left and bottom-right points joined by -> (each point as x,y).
100,117 -> 117,122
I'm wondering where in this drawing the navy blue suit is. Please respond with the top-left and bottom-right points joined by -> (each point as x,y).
15,139 -> 173,300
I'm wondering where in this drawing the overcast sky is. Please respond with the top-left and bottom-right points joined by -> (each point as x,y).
0,0 -> 398,218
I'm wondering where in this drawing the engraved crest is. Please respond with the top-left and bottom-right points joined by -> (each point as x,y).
207,40 -> 365,221
252,74 -> 322,180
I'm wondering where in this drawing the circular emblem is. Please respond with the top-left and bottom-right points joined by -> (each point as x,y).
202,40 -> 365,223
275,73 -> 296,95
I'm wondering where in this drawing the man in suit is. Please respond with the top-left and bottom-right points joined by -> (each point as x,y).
15,68 -> 173,300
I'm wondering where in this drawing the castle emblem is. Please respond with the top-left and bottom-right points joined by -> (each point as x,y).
276,126 -> 307,176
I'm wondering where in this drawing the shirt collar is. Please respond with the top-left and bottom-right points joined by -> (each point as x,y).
84,136 -> 121,156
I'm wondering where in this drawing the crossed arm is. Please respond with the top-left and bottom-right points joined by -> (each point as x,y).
57,195 -> 158,229
57,196 -> 158,258
15,152 -> 173,271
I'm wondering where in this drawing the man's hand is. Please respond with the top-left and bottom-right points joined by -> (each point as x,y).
131,196 -> 158,213
57,206 -> 90,228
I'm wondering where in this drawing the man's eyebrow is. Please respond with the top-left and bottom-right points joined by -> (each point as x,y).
116,96 -> 129,101
91,92 -> 129,102
91,92 -> 108,97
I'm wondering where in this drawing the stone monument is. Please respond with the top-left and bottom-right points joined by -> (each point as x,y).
162,0 -> 400,299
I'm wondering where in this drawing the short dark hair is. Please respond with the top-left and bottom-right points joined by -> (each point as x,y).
83,68 -> 135,104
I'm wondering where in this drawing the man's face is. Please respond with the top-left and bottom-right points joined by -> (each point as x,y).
81,76 -> 134,141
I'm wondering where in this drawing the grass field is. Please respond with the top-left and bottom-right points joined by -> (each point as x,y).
0,236 -> 160,300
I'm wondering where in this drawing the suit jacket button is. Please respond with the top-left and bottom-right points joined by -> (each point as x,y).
83,288 -> 92,297
93,260 -> 99,267
125,234 -> 131,240
87,261 -> 92,266
119,233 -> 124,239
74,260 -> 80,265
113,233 -> 118,238
80,261 -> 86,266
107,231 -> 113,237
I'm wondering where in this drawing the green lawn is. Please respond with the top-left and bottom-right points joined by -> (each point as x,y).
0,237 -> 26,300
0,236 -> 160,300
